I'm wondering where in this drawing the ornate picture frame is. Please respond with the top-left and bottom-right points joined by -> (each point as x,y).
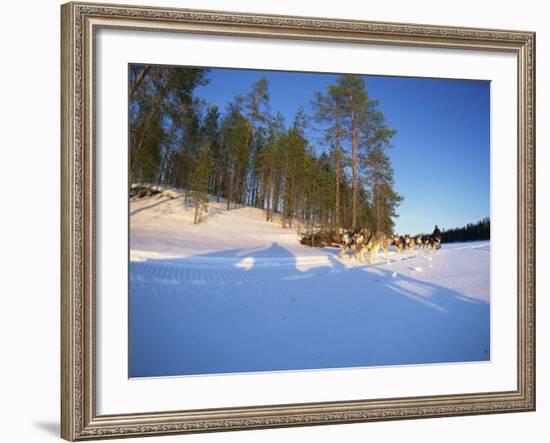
61,1 -> 535,440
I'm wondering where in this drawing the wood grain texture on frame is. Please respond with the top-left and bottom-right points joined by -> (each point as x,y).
61,1 -> 535,440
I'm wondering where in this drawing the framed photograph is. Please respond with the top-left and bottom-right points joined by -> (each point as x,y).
61,1 -> 536,440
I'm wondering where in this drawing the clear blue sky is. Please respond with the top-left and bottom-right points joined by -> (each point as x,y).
195,67 -> 490,234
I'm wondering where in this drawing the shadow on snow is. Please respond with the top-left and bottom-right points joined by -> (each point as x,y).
130,196 -> 242,219
129,242 -> 490,377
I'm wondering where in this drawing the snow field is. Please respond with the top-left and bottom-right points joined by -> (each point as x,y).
129,193 -> 490,377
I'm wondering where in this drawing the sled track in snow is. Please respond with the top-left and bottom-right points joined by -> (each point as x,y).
129,256 -> 342,286
129,242 -> 495,288
128,251 -> 438,287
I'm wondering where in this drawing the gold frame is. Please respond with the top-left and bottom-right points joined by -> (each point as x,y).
61,1 -> 536,440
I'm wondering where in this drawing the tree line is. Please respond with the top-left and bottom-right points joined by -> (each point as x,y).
441,217 -> 490,243
130,64 -> 402,233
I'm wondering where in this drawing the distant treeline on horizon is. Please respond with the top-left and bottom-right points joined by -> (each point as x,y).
440,217 -> 490,243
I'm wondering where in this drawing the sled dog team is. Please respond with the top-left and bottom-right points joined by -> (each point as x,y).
299,225 -> 442,262
338,227 -> 442,262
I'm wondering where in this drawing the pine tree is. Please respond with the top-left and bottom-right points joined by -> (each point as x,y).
281,109 -> 308,228
337,75 -> 368,229
199,105 -> 221,194
129,65 -> 210,187
219,101 -> 249,210
313,152 -> 336,228
129,68 -> 166,184
312,83 -> 347,229
363,146 -> 402,234
258,112 -> 285,221
360,107 -> 401,234
129,65 -> 403,233
239,78 -> 270,204
189,145 -> 214,224
129,65 -> 151,97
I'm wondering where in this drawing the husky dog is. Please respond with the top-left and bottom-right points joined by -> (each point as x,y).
416,235 -> 428,251
352,228 -> 371,261
422,235 -> 430,249
360,231 -> 391,262
404,234 -> 416,254
391,234 -> 405,254
338,229 -> 355,259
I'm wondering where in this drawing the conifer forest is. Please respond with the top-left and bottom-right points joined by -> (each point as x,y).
129,65 -> 403,234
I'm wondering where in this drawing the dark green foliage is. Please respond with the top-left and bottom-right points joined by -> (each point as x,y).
129,65 -> 402,232
189,145 -> 214,193
312,83 -> 348,229
313,74 -> 402,234
188,146 -> 214,224
219,101 -> 249,209
129,64 -> 210,186
363,145 -> 403,234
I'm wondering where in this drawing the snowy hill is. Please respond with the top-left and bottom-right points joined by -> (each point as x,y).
130,191 -> 306,262
130,192 -> 491,377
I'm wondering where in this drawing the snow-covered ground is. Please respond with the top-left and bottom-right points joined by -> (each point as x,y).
130,192 -> 490,377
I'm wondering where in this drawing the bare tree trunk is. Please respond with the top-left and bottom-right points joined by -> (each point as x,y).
319,199 -> 324,228
288,169 -> 297,229
342,193 -> 347,227
350,92 -> 358,229
265,166 -> 273,221
251,177 -> 258,207
217,151 -> 228,203
374,182 -> 380,232
258,173 -> 266,210
130,65 -> 151,97
335,127 -> 341,229
273,171 -> 280,215
281,155 -> 290,228
211,156 -> 220,196
238,168 -> 246,207
194,201 -> 199,224
156,147 -> 170,188
226,170 -> 235,210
